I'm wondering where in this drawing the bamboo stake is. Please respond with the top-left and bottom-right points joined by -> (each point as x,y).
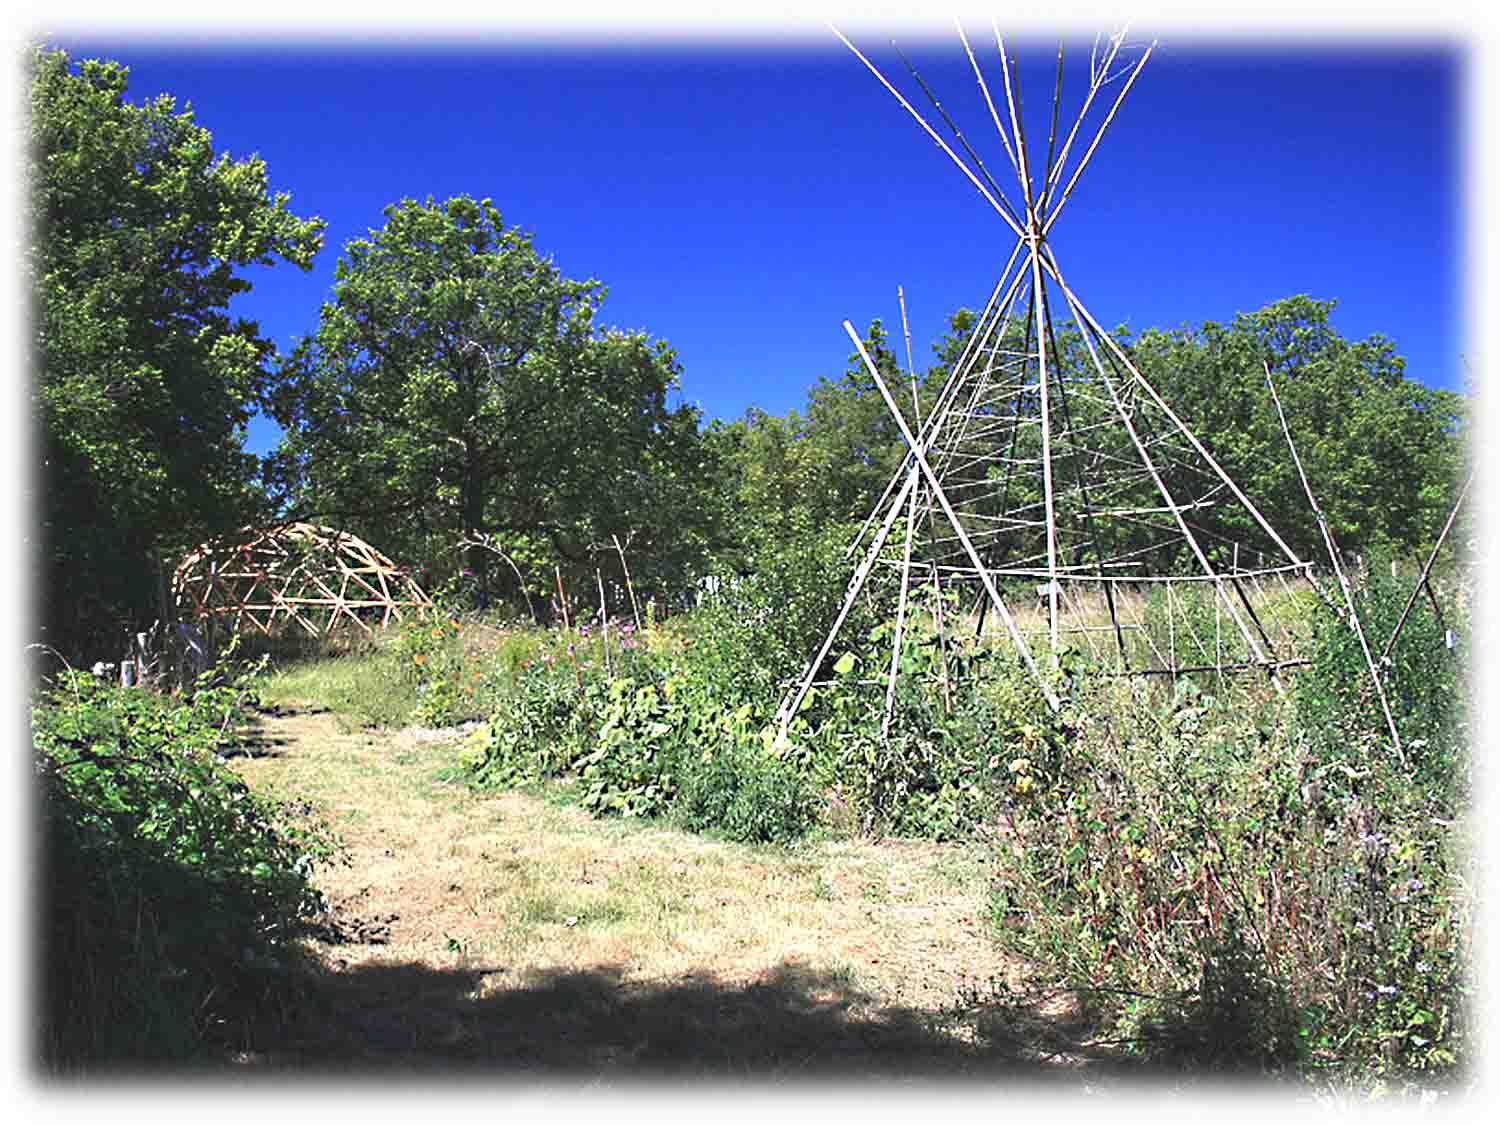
597,568 -> 612,681
930,560 -> 952,714
845,321 -> 1058,710
555,566 -> 581,692
1380,468 -> 1471,662
1054,274 -> 1271,678
612,532 -> 645,634
1264,361 -> 1403,765
829,23 -> 1028,244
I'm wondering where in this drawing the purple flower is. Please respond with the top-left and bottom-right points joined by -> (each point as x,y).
1377,984 -> 1398,997
1416,961 -> 1431,974
1408,878 -> 1425,893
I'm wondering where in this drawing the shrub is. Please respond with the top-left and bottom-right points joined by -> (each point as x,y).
33,666 -> 339,1070
672,738 -> 816,845
986,663 -> 1473,1088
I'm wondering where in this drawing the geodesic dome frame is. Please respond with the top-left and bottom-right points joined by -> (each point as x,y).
172,521 -> 432,637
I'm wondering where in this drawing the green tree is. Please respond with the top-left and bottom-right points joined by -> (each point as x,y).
1128,296 -> 1468,563
28,45 -> 324,657
269,195 -> 716,607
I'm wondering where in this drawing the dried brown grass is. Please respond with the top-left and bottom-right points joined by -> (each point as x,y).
224,708 -> 1114,1077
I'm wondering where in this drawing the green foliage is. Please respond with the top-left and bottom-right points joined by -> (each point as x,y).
268,193 -> 717,605
33,665 -> 339,1069
672,739 -> 816,846
29,45 -> 324,657
986,662 -> 1473,1089
1130,296 -> 1467,564
686,513 -> 893,706
1294,554 -> 1467,799
393,614 -> 487,726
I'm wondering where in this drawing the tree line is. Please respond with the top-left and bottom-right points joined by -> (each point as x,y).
29,45 -> 1469,661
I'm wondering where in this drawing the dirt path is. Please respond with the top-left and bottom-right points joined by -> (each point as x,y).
226,706 -> 1105,1079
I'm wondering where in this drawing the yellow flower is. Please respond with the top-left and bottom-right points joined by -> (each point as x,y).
1008,757 -> 1031,774
1014,775 -> 1034,793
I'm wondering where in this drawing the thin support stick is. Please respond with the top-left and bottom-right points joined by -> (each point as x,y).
1380,468 -> 1471,662
597,568 -> 611,681
611,532 -> 644,634
1265,361 -> 1404,765
846,320 -> 1058,710
829,23 -> 1028,243
931,560 -> 952,714
555,566 -> 581,692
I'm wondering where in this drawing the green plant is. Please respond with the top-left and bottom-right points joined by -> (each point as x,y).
33,665 -> 340,1069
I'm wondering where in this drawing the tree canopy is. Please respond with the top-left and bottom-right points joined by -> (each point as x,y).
28,45 -> 324,656
269,195 -> 718,605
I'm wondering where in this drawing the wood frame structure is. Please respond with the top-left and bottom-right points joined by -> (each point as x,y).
172,522 -> 432,637
777,24 -> 1315,741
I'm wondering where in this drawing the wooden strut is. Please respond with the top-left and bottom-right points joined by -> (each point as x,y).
1264,361 -> 1405,765
1380,468 -> 1471,662
809,25 -> 1320,723
173,522 -> 431,639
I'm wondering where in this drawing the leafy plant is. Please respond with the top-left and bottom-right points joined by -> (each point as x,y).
33,665 -> 340,1069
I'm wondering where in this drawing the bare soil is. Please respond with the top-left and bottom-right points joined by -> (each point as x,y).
223,706 -> 1120,1081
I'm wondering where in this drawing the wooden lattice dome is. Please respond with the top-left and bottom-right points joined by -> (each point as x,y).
172,522 -> 432,636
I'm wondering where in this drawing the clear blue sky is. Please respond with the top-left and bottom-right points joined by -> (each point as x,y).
49,33 -> 1466,457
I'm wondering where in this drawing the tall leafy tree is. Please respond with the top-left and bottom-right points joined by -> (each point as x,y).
28,45 -> 324,656
1128,295 -> 1468,564
270,195 -> 715,604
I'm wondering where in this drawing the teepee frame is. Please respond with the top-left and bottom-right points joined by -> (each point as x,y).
173,521 -> 433,638
776,24 -> 1315,741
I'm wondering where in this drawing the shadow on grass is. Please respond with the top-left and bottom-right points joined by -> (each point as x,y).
226,956 -> 1149,1083
223,712 -> 295,759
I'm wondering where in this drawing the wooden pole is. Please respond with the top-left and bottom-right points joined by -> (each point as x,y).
1264,361 -> 1404,765
611,532 -> 645,634
555,566 -> 581,692
1380,468 -> 1471,662
829,22 -> 1028,244
596,568 -> 611,681
845,321 -> 1058,711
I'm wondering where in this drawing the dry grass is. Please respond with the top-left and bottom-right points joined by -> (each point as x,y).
224,706 -> 1120,1078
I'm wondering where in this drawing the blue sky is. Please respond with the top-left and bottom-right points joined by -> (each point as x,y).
48,32 -> 1466,457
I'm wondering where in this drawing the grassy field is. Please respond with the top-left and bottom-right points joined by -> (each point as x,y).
225,695 -> 1134,1078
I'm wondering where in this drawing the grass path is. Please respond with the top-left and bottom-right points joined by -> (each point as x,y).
226,705 -> 1110,1079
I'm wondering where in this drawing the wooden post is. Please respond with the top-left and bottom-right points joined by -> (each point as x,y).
555,566 -> 581,692
1265,361 -> 1404,765
611,533 -> 644,634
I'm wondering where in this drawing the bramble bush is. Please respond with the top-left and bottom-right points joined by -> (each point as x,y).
33,661 -> 340,1070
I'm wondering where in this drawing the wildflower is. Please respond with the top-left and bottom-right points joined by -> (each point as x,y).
431,627 -> 443,639
414,653 -> 425,666
1008,757 -> 1031,774
580,625 -> 590,637
1377,984 -> 1398,997
1355,920 -> 1374,933
1014,776 -> 1034,794
1408,878 -> 1425,893
542,654 -> 555,665
622,622 -> 635,634
1411,1035 -> 1429,1047
1416,961 -> 1431,974
621,638 -> 636,650
567,644 -> 575,656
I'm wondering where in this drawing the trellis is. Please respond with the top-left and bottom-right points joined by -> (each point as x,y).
777,25 -> 1318,740
172,522 -> 432,637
